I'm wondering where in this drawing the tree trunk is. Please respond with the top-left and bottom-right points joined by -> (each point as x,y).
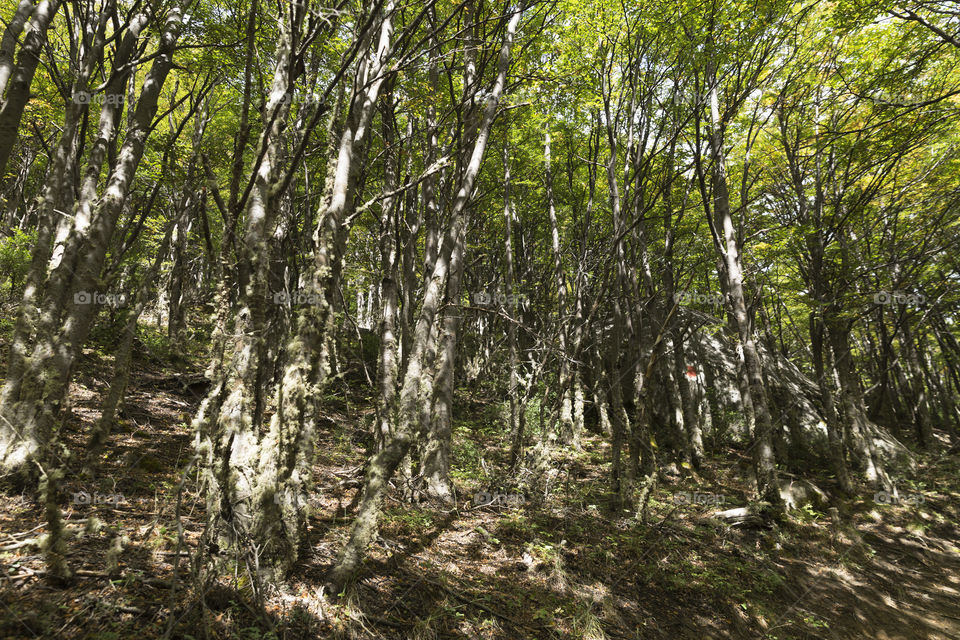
420,223 -> 464,501
328,10 -> 521,591
194,3 -> 305,579
545,127 -> 575,447
374,91 -> 401,453
810,315 -> 852,494
827,317 -> 895,493
0,7 -> 176,477
708,79 -> 781,510
503,138 -> 521,465
0,0 -> 61,177
0,1 -> 36,98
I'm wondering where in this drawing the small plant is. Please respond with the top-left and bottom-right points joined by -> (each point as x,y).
496,511 -> 540,539
384,507 -> 434,535
0,228 -> 34,299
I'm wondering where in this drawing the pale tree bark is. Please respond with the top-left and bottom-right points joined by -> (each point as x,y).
602,128 -> 633,508
43,8 -> 144,328
406,183 -> 442,489
0,0 -> 118,423
0,1 -> 36,98
193,1 -> 311,579
706,74 -> 782,510
374,88 -> 401,452
828,318 -> 895,493
419,224 -> 463,501
419,1 -> 481,502
56,1 -> 184,408
544,127 -> 575,447
1,1 -> 180,581
398,97 -> 442,483
420,1 -> 481,499
503,137 -> 521,465
166,197 -> 192,343
244,1 -> 398,578
0,0 -> 61,177
328,9 -> 522,591
0,6 -> 177,477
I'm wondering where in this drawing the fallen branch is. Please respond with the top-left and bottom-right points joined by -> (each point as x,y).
3,524 -> 45,541
712,506 -> 766,528
0,538 -> 40,551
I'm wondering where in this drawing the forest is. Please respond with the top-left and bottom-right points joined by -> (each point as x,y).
0,0 -> 959,637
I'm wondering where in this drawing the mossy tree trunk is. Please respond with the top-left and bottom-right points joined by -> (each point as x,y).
0,5 -> 180,478
328,10 -> 522,591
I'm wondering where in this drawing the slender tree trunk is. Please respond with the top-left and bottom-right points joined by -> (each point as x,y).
0,0 -> 36,98
166,196 -> 193,343
545,127 -> 575,447
503,139 -> 521,466
604,171 -> 632,506
328,11 -> 521,590
0,0 -> 61,177
374,92 -> 401,452
420,223 -> 464,501
810,315 -> 852,494
707,79 -> 781,510
828,317 -> 894,493
0,7 -> 177,477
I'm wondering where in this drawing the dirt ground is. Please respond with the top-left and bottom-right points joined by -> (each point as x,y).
2,348 -> 959,639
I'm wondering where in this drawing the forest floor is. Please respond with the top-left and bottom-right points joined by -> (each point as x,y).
2,335 -> 960,640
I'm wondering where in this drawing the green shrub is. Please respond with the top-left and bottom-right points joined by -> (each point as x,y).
0,229 -> 34,296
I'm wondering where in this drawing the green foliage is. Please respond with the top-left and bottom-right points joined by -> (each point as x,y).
0,229 -> 34,290
450,425 -> 486,484
383,507 -> 435,536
